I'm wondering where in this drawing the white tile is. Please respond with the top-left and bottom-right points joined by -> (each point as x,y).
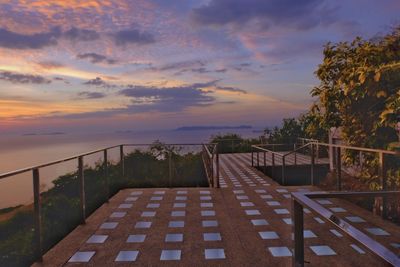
171,211 -> 186,217
274,209 -> 290,215
205,248 -> 225,259
350,244 -> 365,254
329,229 -> 343,237
259,231 -> 279,239
251,219 -> 268,226
68,251 -> 95,262
173,203 -> 186,208
310,245 -> 336,256
100,222 -> 118,229
127,234 -> 146,243
147,203 -> 160,208
245,209 -> 261,215
203,233 -> 222,241
110,212 -> 126,218
345,216 -> 366,223
135,221 -> 152,229
141,211 -> 156,217
87,235 -> 108,244
365,228 -> 390,236
169,221 -> 184,228
268,247 -> 292,257
165,233 -> 183,242
119,203 -> 133,209
304,230 -> 317,238
201,210 -> 216,216
115,251 -> 139,262
202,220 -> 218,227
160,250 -> 181,261
282,218 -> 293,225
330,207 -> 347,213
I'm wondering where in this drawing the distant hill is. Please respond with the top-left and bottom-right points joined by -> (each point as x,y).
175,125 -> 252,131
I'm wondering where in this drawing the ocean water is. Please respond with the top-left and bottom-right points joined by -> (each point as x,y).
0,128 -> 260,208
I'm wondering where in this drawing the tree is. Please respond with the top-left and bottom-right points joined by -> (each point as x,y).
311,27 -> 400,149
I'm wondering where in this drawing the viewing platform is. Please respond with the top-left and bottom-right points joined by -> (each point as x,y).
32,152 -> 399,266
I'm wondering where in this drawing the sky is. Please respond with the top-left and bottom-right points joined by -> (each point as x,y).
0,0 -> 399,134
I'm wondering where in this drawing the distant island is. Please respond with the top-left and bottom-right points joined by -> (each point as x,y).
22,132 -> 65,136
175,125 -> 252,131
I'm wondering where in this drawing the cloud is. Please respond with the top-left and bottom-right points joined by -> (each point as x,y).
63,27 -> 100,41
83,77 -> 116,88
0,70 -> 52,84
37,61 -> 64,69
0,27 -> 100,50
118,81 -> 217,112
77,53 -> 118,65
113,28 -> 156,46
77,91 -> 106,99
149,60 -> 205,72
215,86 -> 247,94
192,0 -> 336,30
0,27 -> 61,49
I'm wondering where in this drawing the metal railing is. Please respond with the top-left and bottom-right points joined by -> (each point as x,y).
251,141 -> 399,188
291,191 -> 400,267
0,142 -> 219,263
202,143 -> 220,188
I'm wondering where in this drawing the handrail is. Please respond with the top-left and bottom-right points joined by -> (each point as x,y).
0,143 -> 218,180
0,144 -> 121,180
309,141 -> 398,155
251,145 -> 285,157
292,191 -> 400,267
283,143 -> 311,157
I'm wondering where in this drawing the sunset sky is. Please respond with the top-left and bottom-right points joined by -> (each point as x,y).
0,0 -> 399,134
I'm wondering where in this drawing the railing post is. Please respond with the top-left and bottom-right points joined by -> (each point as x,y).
231,140 -> 234,153
120,145 -> 125,178
78,156 -> 86,224
251,150 -> 254,167
272,153 -> 275,177
292,199 -> 304,267
104,149 -> 109,201
32,168 -> 43,262
168,151 -> 172,187
310,144 -> 315,186
282,156 -> 286,185
257,151 -> 260,167
379,152 -> 387,219
216,146 -> 220,188
336,147 -> 342,191
263,151 -> 267,173
294,143 -> 297,165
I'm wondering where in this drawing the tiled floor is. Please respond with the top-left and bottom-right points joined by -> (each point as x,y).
35,153 -> 399,267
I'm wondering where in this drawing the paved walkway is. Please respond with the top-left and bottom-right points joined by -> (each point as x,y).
34,153 -> 399,266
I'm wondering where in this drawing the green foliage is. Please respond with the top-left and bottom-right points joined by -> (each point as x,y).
210,133 -> 259,153
265,118 -> 304,143
311,27 -> 400,149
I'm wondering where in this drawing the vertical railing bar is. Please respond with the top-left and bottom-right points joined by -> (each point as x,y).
310,143 -> 315,186
216,145 -> 220,188
337,147 -> 342,191
257,151 -> 260,167
272,153 -> 275,178
120,145 -> 125,178
263,151 -> 267,173
104,149 -> 109,201
379,152 -> 387,219
78,156 -> 86,224
282,156 -> 286,185
168,151 -> 172,188
32,168 -> 43,262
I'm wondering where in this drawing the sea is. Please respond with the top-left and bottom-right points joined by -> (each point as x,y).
0,128 -> 261,208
